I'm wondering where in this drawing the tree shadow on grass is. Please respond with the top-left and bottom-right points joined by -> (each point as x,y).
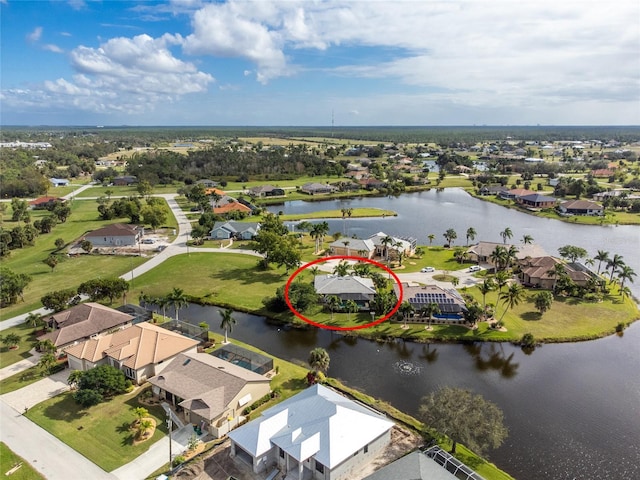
210,268 -> 285,287
280,377 -> 307,392
521,311 -> 542,321
41,398 -> 88,422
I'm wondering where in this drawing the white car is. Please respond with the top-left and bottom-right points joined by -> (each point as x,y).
468,265 -> 482,272
421,267 -> 435,273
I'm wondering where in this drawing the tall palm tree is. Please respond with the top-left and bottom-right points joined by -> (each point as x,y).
219,308 -> 236,344
499,283 -> 524,323
594,250 -> 610,275
420,302 -> 441,329
344,299 -> 359,321
443,228 -> 457,247
341,240 -> 351,256
427,234 -> 435,246
308,347 -> 330,374
380,235 -> 394,263
547,263 -> 567,294
309,266 -> 319,278
500,227 -> 513,244
616,265 -> 637,291
398,301 -> 415,328
490,245 -> 507,271
326,295 -> 342,320
352,263 -> 371,277
494,270 -> 510,294
341,207 -> 353,235
168,287 -> 188,322
38,353 -> 58,375
478,278 -> 496,319
521,234 -> 534,244
394,241 -> 406,266
607,254 -> 625,282
466,227 -> 477,246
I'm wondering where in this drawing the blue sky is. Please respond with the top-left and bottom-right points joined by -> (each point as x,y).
1,0 -> 639,126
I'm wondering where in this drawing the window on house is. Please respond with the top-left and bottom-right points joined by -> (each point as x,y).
315,461 -> 324,473
279,448 -> 284,459
364,444 -> 369,454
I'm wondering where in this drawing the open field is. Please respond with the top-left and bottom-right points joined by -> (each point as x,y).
0,442 -> 45,480
25,387 -> 169,472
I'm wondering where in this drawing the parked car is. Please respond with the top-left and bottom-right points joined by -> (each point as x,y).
142,238 -> 155,244
421,267 -> 435,273
468,265 -> 482,272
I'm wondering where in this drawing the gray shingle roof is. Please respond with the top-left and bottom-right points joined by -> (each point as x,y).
314,275 -> 376,295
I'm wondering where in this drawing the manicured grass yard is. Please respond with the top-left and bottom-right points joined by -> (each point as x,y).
25,387 -> 168,472
0,442 -> 45,480
0,323 -> 41,369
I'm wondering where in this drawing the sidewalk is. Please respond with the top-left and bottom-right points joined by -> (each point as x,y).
0,348 -> 41,381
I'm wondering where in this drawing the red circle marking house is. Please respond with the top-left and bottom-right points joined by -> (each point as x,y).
284,255 -> 404,331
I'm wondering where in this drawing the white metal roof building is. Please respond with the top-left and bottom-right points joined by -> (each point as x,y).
228,384 -> 394,480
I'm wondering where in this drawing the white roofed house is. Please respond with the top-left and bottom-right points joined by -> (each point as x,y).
368,232 -> 416,261
228,384 -> 394,480
328,237 -> 375,258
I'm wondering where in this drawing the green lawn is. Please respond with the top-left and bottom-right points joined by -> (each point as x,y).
0,198 -> 175,320
0,442 -> 45,480
25,387 -> 169,472
272,207 -> 396,221
74,184 -> 180,198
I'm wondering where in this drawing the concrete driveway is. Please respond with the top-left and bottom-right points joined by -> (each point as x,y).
1,368 -> 70,412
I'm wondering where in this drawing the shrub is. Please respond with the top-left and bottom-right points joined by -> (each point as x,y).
521,333 -> 536,347
74,388 -> 103,407
172,455 -> 185,467
616,322 -> 626,333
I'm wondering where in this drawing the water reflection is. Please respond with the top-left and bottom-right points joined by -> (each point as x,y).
463,343 -> 520,378
418,344 -> 439,364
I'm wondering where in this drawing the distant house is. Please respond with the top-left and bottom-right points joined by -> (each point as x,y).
195,179 -> 218,188
211,196 -> 252,216
65,321 -> 199,384
28,196 -> 61,209
498,188 -> 536,200
518,256 -> 596,289
394,284 -> 468,323
466,242 -> 548,267
516,193 -> 557,209
591,169 -> 615,178
524,157 -> 545,163
205,187 -> 227,197
329,237 -> 376,258
85,223 -> 142,247
559,199 -> 604,216
112,175 -> 137,186
301,182 -> 335,195
147,352 -> 271,438
479,185 -> 509,196
368,231 -> 416,259
210,221 -> 260,240
248,185 -> 286,197
314,275 -> 376,310
228,384 -> 393,479
49,178 -> 70,187
38,302 -> 134,351
358,177 -> 387,190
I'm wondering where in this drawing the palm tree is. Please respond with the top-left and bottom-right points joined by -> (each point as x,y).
494,270 -> 510,294
394,241 -> 406,266
2,333 -> 21,349
420,302 -> 441,329
132,406 -> 149,424
38,353 -> 57,375
500,227 -> 513,244
620,286 -> 632,300
380,235 -> 394,263
341,240 -> 351,256
308,347 -> 330,374
352,263 -> 371,277
478,278 -> 496,319
443,228 -> 457,247
219,308 -> 236,344
594,250 -> 610,275
547,263 -> 567,294
137,419 -> 154,439
398,301 -> 415,327
466,227 -> 477,246
25,312 -> 42,328
68,370 -> 84,390
616,265 -> 637,291
427,234 -> 435,246
157,295 -> 170,320
326,295 -> 342,320
37,339 -> 56,354
607,254 -> 625,282
453,247 -> 468,264
332,261 -> 350,277
341,207 -> 353,234
344,299 -> 359,321
499,283 -> 524,323
168,287 -> 188,322
521,234 -> 534,244
490,245 -> 507,271
309,266 -> 319,278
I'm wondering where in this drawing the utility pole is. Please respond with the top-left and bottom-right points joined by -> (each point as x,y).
167,415 -> 173,468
